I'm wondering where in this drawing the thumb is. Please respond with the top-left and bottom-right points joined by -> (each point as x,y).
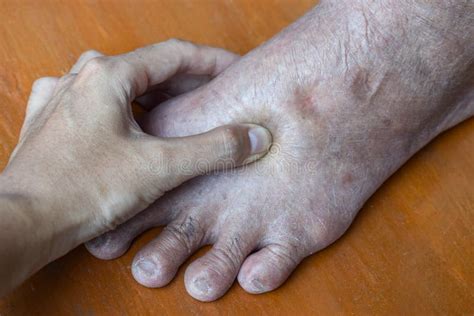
146,124 -> 272,189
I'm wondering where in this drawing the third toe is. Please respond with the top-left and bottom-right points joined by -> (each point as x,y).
184,236 -> 256,302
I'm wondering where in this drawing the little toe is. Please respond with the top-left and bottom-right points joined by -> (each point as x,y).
132,216 -> 206,288
184,236 -> 256,302
237,244 -> 302,294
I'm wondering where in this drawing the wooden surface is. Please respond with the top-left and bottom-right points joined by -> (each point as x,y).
0,0 -> 473,315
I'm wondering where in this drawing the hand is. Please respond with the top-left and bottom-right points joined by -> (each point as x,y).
0,39 -> 272,295
87,1 -> 473,302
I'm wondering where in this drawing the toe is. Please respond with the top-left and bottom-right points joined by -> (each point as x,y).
85,206 -> 168,260
185,236 -> 255,302
132,216 -> 206,288
85,223 -> 145,260
237,244 -> 302,294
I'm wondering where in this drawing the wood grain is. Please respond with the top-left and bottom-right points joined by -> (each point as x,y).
0,0 -> 473,315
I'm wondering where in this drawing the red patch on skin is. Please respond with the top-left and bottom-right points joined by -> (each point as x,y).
341,172 -> 354,186
293,84 -> 319,117
297,91 -> 314,110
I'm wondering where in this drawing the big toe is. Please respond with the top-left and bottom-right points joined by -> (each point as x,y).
85,228 -> 138,260
86,216 -> 153,260
86,203 -> 171,259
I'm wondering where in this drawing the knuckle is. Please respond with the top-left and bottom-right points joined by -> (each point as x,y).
31,77 -> 58,97
81,56 -> 110,75
80,49 -> 101,60
32,77 -> 56,90
219,126 -> 245,159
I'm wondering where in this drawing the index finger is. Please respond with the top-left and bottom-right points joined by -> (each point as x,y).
78,39 -> 237,100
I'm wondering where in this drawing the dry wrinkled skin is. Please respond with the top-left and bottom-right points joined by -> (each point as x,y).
86,0 -> 474,302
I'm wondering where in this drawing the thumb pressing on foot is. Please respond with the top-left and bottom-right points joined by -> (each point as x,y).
144,124 -> 272,189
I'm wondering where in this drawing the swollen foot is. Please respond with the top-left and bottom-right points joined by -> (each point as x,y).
86,0 -> 473,301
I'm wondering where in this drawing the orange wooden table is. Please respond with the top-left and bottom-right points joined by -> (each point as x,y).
0,1 -> 473,315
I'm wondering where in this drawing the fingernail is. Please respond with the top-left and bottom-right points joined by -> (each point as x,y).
135,259 -> 157,278
248,126 -> 272,155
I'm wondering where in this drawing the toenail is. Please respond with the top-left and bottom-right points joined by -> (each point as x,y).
134,259 -> 157,278
193,277 -> 211,295
250,279 -> 266,293
87,235 -> 109,248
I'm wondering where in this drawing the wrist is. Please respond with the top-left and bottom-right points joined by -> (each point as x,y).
0,175 -> 54,252
0,183 -> 50,293
0,169 -> 89,263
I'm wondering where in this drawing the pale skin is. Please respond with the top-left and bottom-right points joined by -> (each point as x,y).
86,0 -> 473,302
0,0 -> 472,303
0,41 -> 273,297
